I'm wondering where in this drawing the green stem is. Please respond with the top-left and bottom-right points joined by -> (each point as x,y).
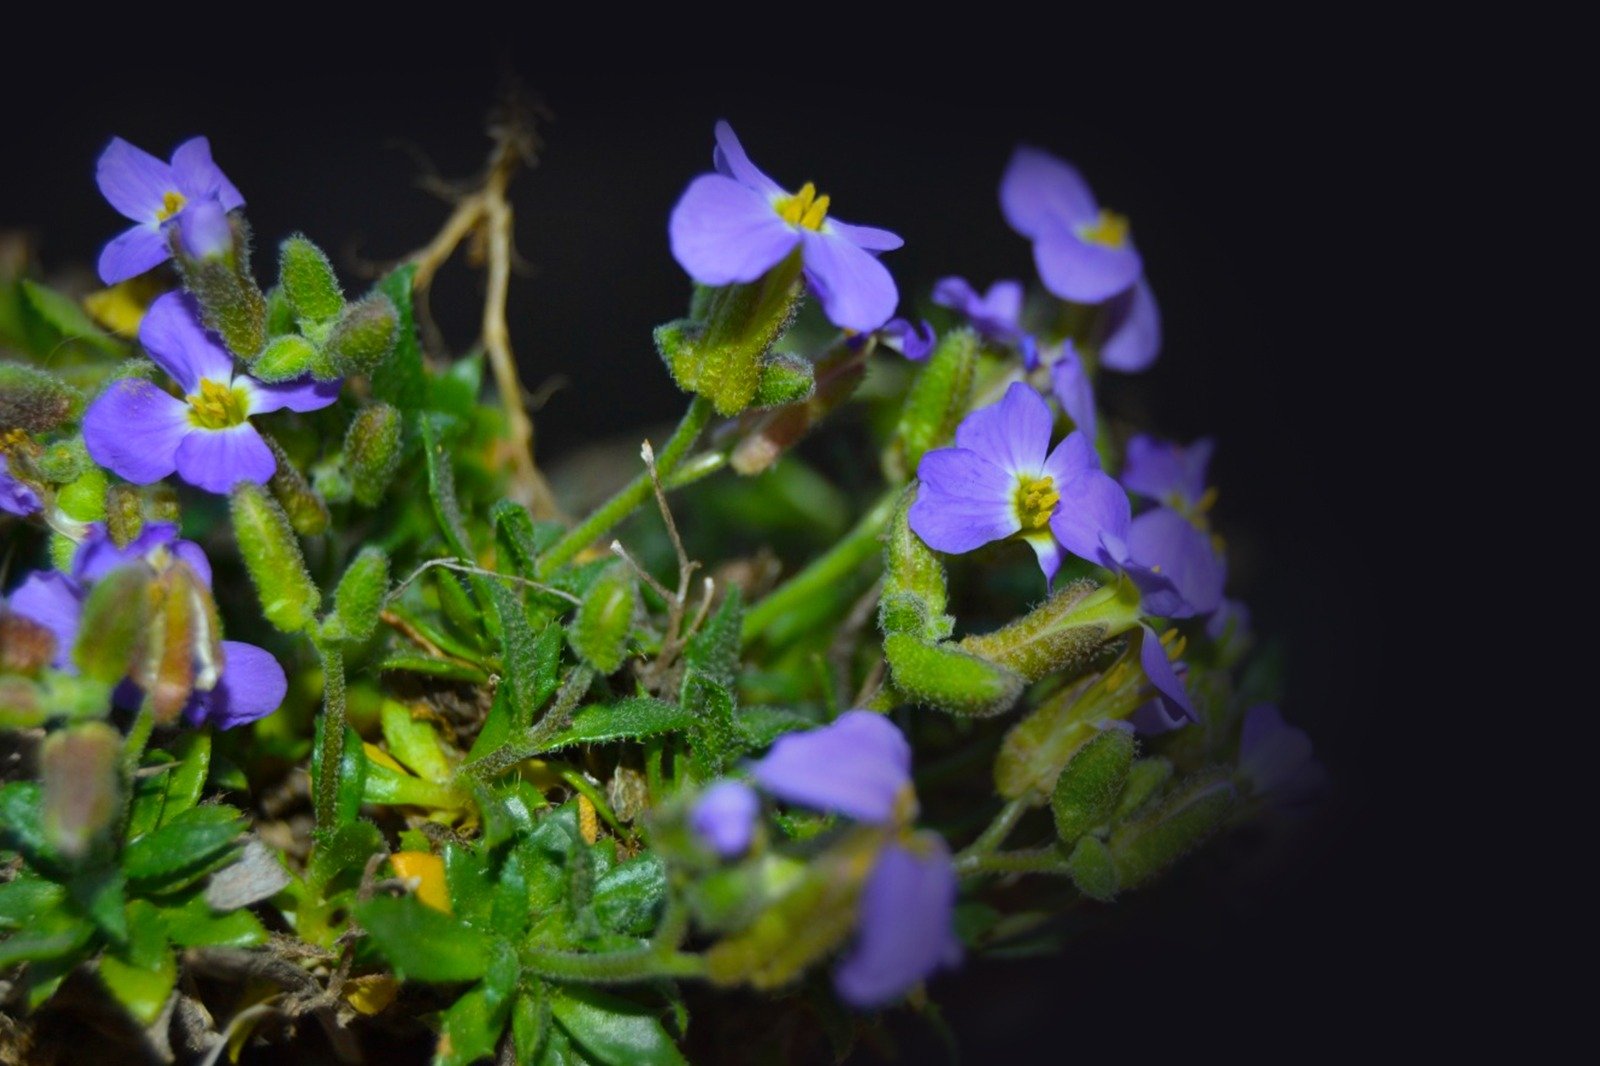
741,489 -> 898,647
537,396 -> 714,577
314,638 -> 347,831
121,699 -> 157,779
958,799 -> 1029,860
953,847 -> 1073,878
522,945 -> 706,983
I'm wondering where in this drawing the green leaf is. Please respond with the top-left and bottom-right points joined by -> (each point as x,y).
160,890 -> 268,949
513,989 -> 551,1065
0,781 -> 50,867
311,720 -> 368,827
491,499 -> 550,578
569,562 -> 637,675
308,821 -> 383,893
443,841 -> 495,927
682,589 -> 741,690
551,986 -> 688,1066
493,582 -> 547,733
438,982 -> 511,1066
0,912 -> 94,968
379,699 -> 451,781
18,279 -> 120,354
123,805 -> 244,891
355,895 -> 494,983
98,900 -> 175,1026
0,878 -> 65,930
539,698 -> 691,751
593,854 -> 666,936
377,654 -> 491,685
733,705 -> 817,748
371,265 -> 427,410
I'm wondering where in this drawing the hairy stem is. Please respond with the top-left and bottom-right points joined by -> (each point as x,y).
314,639 -> 347,830
953,847 -> 1073,878
957,798 -> 1030,860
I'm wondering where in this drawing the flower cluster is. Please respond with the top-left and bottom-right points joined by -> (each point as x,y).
96,136 -> 244,284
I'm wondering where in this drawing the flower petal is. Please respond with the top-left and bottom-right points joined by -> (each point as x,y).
1021,530 -> 1065,588
1050,342 -> 1096,440
799,230 -> 899,332
690,781 -> 760,858
825,218 -> 904,252
999,145 -> 1098,238
73,522 -> 213,588
1139,624 -> 1196,723
176,199 -> 232,259
669,174 -> 799,286
909,448 -> 1019,553
170,136 -> 244,210
711,120 -> 783,196
98,224 -> 172,285
834,837 -> 960,1008
139,292 -> 236,393
1124,508 -> 1225,618
186,641 -> 286,729
96,137 -> 174,223
953,381 -> 1052,475
1121,434 -> 1213,510
1099,278 -> 1162,372
6,571 -> 85,670
240,374 -> 342,414
82,379 -> 190,485
1,455 -> 41,516
751,711 -> 911,824
1033,223 -> 1143,304
1239,704 -> 1326,802
1047,459 -> 1130,568
879,318 -> 936,361
173,423 -> 275,495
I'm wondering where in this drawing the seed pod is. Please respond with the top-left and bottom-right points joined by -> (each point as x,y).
230,482 -> 320,633
888,327 -> 977,478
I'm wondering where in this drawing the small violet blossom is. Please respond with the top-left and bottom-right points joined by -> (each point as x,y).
4,522 -> 286,729
691,780 -> 761,858
1238,704 -> 1327,805
1098,278 -> 1162,372
669,122 -> 904,332
878,317 -> 936,361
82,292 -> 338,494
689,712 -> 961,1008
1000,145 -> 1142,304
931,276 -> 1039,368
1,454 -> 40,516
1122,434 -> 1216,515
96,136 -> 244,284
909,382 -> 1110,586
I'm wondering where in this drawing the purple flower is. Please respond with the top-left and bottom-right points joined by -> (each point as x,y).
5,570 -> 83,669
1205,598 -> 1252,645
1051,489 -> 1225,620
1098,278 -> 1162,372
751,710 -> 913,824
4,527 -> 286,728
833,836 -> 962,1008
1122,434 -> 1215,513
879,318 -> 936,361
96,136 -> 244,284
1050,341 -> 1096,440
931,276 -> 1039,367
691,780 -> 760,858
669,122 -> 904,332
1129,628 -> 1197,731
1,455 -> 41,516
1238,704 -> 1327,804
82,293 -> 338,494
1000,146 -> 1142,304
910,382 -> 1112,586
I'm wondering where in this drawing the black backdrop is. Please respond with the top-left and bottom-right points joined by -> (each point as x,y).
3,41 -> 1402,1061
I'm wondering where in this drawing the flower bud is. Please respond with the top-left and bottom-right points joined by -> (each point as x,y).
1108,775 -> 1237,890
325,294 -> 399,376
40,723 -> 121,861
263,434 -> 329,536
35,438 -> 90,483
330,546 -> 389,644
1050,728 -> 1136,843
57,466 -> 108,523
883,633 -> 1023,719
569,561 -> 637,674
751,352 -> 815,408
879,489 -> 951,642
343,403 -> 402,507
1,612 -> 56,675
887,327 -> 977,479
278,235 -> 345,326
1064,835 -> 1118,902
251,334 -> 330,383
104,482 -> 143,547
1,361 -> 82,434
0,676 -> 44,728
730,339 -> 865,476
959,578 -> 1124,682
230,481 -> 320,633
173,221 -> 268,360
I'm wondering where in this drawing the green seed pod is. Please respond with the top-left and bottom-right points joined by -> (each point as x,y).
279,235 -> 345,325
883,633 -> 1024,719
0,361 -> 82,433
880,488 -> 951,641
1109,775 -> 1237,890
888,327 -> 977,478
325,294 -> 399,376
1064,835 -> 1119,902
569,561 -> 637,674
1051,728 -> 1136,843
343,403 -> 402,507
105,483 -> 144,547
251,333 -> 327,383
57,466 -> 108,522
230,481 -> 320,633
330,546 -> 389,644
35,438 -> 90,483
262,434 -> 329,536
659,253 -> 804,416
752,352 -> 816,408
959,579 -> 1121,682
40,722 -> 122,861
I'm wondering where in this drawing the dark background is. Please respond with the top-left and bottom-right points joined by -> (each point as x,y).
3,40 -> 1405,1060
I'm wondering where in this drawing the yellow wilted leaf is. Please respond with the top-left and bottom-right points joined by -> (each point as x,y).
342,974 -> 399,1015
389,850 -> 450,913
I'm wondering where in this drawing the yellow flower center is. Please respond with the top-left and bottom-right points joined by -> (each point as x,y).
1013,473 -> 1060,530
0,428 -> 27,453
1078,208 -> 1130,249
774,182 -> 831,230
186,379 -> 247,430
157,190 -> 187,222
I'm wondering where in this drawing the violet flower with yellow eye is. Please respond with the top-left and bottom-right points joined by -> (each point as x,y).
95,136 -> 244,284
